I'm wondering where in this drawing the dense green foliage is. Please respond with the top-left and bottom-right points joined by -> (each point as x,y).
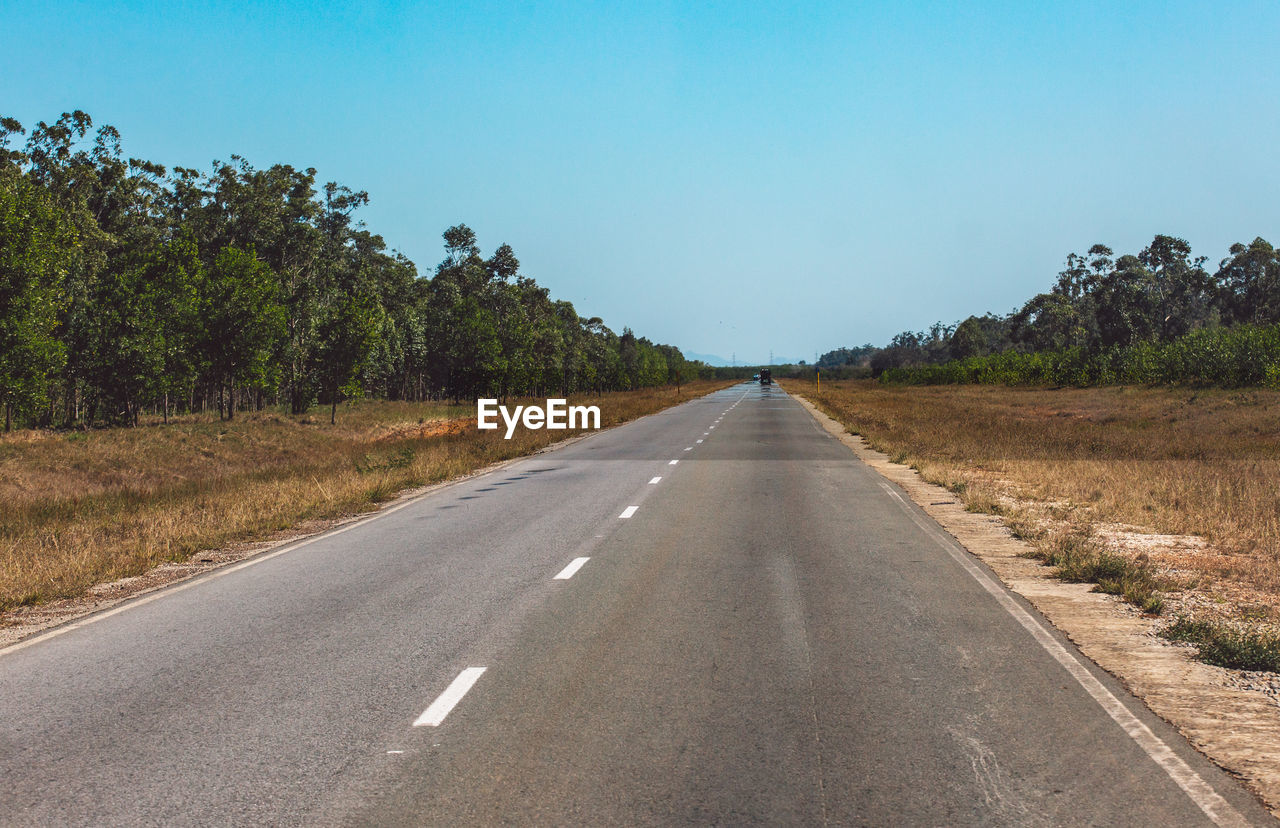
878,325 -> 1280,387
0,112 -> 706,429
816,234 -> 1280,387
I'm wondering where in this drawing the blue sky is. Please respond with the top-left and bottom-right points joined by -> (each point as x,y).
4,1 -> 1279,364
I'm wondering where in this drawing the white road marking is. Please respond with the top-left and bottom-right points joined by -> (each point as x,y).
875,480 -> 1248,827
669,459 -> 679,465
387,750 -> 404,755
554,557 -> 590,580
649,476 -> 662,484
696,439 -> 703,444
619,506 -> 639,519
414,667 -> 486,727
683,447 -> 693,451
0,474 -> 448,658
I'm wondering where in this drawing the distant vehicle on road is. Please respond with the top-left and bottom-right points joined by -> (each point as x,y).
752,373 -> 760,382
760,368 -> 772,385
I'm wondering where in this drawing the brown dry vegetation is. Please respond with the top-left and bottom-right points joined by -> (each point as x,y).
784,379 -> 1280,625
0,381 -> 731,616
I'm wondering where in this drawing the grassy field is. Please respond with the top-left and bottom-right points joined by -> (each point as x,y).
784,379 -> 1280,661
0,381 -> 731,615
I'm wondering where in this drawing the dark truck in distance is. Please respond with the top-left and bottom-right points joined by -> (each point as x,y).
759,368 -> 772,385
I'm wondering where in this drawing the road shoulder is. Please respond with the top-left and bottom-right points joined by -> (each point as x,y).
791,390 -> 1280,820
0,389 -> 714,652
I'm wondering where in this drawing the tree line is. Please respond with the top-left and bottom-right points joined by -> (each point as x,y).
0,111 -> 708,430
815,234 -> 1280,387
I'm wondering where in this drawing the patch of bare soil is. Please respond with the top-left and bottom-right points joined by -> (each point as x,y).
794,393 -> 1280,820
367,417 -> 472,443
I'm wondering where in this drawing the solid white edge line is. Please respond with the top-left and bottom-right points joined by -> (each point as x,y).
648,476 -> 662,484
0,481 -> 435,659
553,557 -> 590,580
413,667 -> 486,727
874,479 -> 1247,828
619,506 -> 639,519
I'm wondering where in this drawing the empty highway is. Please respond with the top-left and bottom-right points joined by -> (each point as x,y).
0,383 -> 1269,826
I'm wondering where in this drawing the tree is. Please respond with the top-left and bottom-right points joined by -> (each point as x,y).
198,245 -> 284,419
619,328 -> 639,389
950,316 -> 989,360
1094,255 -> 1160,347
1137,234 -> 1215,340
1216,237 -> 1280,326
442,224 -> 479,268
1010,294 -> 1090,351
313,288 -> 382,424
0,166 -> 70,430
142,234 -> 201,422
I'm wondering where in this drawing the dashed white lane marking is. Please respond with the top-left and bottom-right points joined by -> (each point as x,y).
875,480 -> 1248,827
669,459 -> 679,465
696,439 -> 703,444
619,506 -> 639,519
414,667 -> 486,727
554,557 -> 590,580
684,447 -> 693,451
649,476 -> 662,484
387,750 -> 404,755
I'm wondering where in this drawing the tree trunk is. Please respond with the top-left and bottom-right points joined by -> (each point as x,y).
64,377 -> 75,427
227,378 -> 235,420
5,402 -> 11,433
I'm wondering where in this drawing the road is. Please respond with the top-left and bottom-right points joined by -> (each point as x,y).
0,383 -> 1270,826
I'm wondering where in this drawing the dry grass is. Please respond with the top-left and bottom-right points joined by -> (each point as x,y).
0,381 -> 731,615
784,379 -> 1280,623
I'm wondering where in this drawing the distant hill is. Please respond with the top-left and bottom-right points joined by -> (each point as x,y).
684,352 -> 809,367
684,351 -> 733,366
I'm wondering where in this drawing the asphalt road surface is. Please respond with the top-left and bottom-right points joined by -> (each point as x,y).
1,383 -> 1271,826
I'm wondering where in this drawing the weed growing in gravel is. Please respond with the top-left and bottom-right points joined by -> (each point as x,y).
1162,617 -> 1280,672
1033,531 -> 1166,614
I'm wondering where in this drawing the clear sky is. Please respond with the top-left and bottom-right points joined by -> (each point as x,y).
4,1 -> 1279,364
